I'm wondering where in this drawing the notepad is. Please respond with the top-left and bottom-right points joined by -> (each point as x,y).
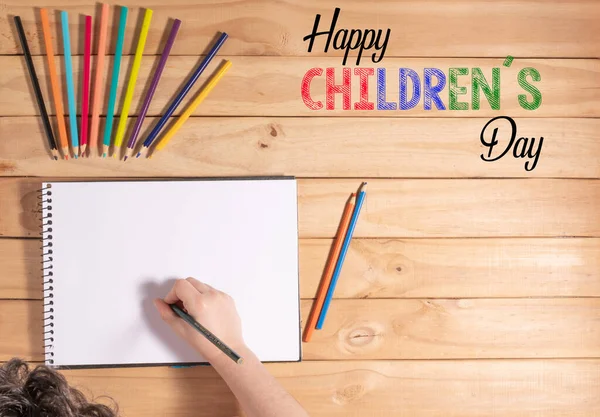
41,178 -> 300,368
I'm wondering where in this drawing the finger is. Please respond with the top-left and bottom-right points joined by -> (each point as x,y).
153,299 -> 188,337
185,277 -> 214,294
153,299 -> 177,323
163,279 -> 201,305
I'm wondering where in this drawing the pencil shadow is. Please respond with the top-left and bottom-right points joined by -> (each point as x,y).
53,10 -> 68,104
125,7 -> 143,55
104,5 -> 121,110
133,17 -> 175,119
52,10 -> 75,157
136,32 -> 224,156
107,5 -> 121,56
156,17 -> 178,53
32,8 -> 61,146
157,31 -> 223,115
145,57 -> 229,159
88,4 -> 106,156
126,16 -> 178,150
76,14 -> 86,116
7,13 -> 20,53
199,32 -> 224,56
302,194 -> 353,340
29,9 -> 45,58
140,279 -> 204,362
103,6 -> 131,154
92,3 -> 103,55
132,19 -> 180,152
110,8 -> 148,159
8,14 -> 54,159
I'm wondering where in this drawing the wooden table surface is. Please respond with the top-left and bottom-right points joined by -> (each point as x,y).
1,1 -> 600,415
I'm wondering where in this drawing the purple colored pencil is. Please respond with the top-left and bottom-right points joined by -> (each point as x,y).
124,19 -> 181,160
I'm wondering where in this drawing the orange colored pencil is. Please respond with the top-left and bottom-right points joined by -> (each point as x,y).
40,8 -> 69,159
303,193 -> 356,343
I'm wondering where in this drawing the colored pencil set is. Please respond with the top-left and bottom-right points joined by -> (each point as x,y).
14,5 -> 231,160
303,182 -> 367,342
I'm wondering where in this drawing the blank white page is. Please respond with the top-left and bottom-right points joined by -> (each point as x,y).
43,179 -> 300,367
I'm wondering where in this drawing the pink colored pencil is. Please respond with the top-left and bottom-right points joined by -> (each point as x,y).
89,3 -> 109,156
80,15 -> 92,156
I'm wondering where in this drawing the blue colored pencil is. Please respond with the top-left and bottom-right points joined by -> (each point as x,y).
316,183 -> 368,329
61,11 -> 79,158
136,32 -> 228,158
102,6 -> 128,157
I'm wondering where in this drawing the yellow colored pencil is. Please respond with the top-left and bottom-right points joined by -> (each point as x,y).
112,8 -> 153,156
151,60 -> 231,157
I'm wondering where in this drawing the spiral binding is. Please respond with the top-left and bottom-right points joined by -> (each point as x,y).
40,184 -> 55,365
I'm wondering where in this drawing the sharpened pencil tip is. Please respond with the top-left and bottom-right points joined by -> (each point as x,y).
102,153 -> 107,158
123,156 -> 128,161
136,153 -> 141,158
53,156 -> 58,160
64,155 -> 69,160
74,154 -> 78,159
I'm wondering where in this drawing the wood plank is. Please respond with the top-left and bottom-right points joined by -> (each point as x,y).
2,360 -> 597,415
51,360 -> 600,417
302,299 -> 600,360
298,179 -> 600,238
2,178 -> 600,238
299,238 -> 600,299
2,117 -> 600,178
2,56 -> 598,117
2,0 -> 598,57
4,237 -> 600,300
0,239 -> 41,299
0,300 -> 44,361
3,299 -> 600,361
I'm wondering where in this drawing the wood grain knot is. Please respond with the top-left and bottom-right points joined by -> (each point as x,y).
258,142 -> 269,149
346,327 -> 381,347
0,161 -> 16,172
333,384 -> 365,405
421,300 -> 449,315
267,122 -> 284,138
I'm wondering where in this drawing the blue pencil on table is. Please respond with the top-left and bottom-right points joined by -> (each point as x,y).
61,11 -> 79,158
102,6 -> 128,157
136,32 -> 228,158
316,182 -> 367,329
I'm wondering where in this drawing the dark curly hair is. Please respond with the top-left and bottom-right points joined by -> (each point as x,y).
0,359 -> 117,417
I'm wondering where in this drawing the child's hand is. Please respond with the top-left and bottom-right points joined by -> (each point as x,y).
154,278 -> 246,362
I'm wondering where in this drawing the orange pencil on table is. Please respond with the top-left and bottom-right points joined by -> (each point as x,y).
302,193 -> 356,343
40,8 -> 69,159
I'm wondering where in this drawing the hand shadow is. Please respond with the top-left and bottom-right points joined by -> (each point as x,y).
140,278 -> 206,364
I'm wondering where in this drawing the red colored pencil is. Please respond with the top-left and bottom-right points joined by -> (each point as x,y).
302,193 -> 356,342
80,15 -> 92,156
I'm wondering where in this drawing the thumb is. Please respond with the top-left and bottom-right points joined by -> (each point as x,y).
154,298 -> 192,342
